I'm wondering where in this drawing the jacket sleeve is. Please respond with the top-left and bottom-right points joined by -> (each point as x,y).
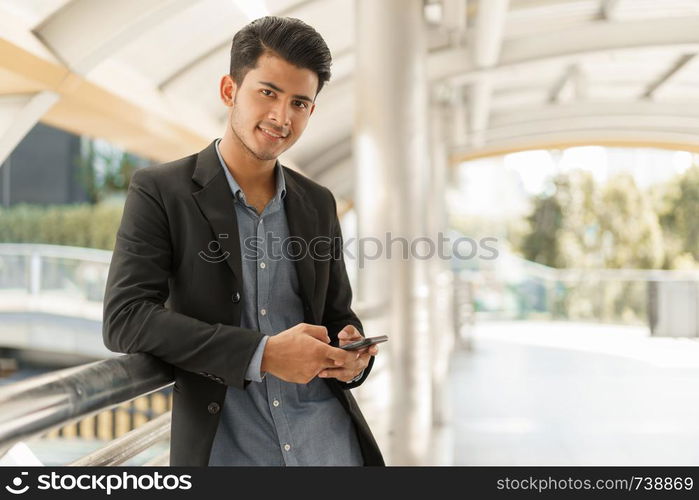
102,168 -> 264,390
321,190 -> 375,390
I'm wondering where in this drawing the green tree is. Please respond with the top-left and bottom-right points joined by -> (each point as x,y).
597,173 -> 664,269
75,140 -> 144,204
520,170 -> 664,269
521,170 -> 598,268
656,164 -> 699,268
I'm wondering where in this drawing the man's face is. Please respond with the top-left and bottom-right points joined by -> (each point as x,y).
223,52 -> 318,161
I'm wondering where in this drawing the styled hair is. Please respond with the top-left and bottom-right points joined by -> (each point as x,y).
229,16 -> 332,96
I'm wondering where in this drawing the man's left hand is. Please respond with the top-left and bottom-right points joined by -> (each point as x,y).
318,325 -> 378,383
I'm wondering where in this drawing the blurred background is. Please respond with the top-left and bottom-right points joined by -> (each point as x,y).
1,0 -> 699,466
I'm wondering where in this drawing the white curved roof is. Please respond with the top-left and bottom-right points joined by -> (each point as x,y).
2,0 -> 699,197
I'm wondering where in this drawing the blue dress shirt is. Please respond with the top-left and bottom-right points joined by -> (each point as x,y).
207,139 -> 363,466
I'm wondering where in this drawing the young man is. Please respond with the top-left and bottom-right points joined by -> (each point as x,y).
102,16 -> 384,466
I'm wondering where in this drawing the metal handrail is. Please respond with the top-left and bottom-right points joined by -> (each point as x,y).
0,243 -> 112,264
497,251 -> 699,282
0,353 -> 173,458
144,450 -> 171,466
70,413 -> 171,466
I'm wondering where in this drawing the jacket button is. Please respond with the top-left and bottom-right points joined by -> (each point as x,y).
231,292 -> 241,303
207,402 -> 220,414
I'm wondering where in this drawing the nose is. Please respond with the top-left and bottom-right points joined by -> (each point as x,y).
268,100 -> 290,127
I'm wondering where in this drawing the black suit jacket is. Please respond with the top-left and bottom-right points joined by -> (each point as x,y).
102,140 -> 384,466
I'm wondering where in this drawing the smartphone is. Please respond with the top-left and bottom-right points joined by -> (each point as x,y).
340,335 -> 388,351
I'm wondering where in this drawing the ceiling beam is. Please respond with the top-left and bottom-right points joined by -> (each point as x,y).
548,64 -> 574,103
0,36 -> 208,162
451,101 -> 699,160
298,135 -> 353,178
450,86 -> 468,147
472,0 -> 509,68
441,0 -> 468,39
489,101 -> 699,127
548,64 -> 586,103
157,0 -> 324,90
468,0 -> 509,147
0,92 -> 60,164
641,53 -> 696,99
451,130 -> 699,162
35,0 -> 197,75
599,0 -> 623,21
429,15 -> 699,84
0,0 -> 203,162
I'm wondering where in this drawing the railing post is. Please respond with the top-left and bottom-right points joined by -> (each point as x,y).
29,251 -> 41,296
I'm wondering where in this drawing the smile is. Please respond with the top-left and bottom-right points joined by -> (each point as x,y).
258,126 -> 286,141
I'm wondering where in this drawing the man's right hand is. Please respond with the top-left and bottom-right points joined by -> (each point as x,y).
260,323 -> 356,384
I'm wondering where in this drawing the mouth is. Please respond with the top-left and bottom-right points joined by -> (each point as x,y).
257,126 -> 287,142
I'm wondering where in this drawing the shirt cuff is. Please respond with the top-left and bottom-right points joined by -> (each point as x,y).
244,335 -> 269,383
346,369 -> 365,384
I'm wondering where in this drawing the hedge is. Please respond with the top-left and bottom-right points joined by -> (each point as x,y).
0,203 -> 124,250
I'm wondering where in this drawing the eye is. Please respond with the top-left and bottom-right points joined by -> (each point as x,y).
293,100 -> 308,109
260,89 -> 274,96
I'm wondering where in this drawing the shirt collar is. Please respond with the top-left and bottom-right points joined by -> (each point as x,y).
214,138 -> 287,203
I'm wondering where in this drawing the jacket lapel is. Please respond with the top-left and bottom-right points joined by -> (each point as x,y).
190,140 -> 320,319
283,169 -> 319,320
191,141 -> 243,283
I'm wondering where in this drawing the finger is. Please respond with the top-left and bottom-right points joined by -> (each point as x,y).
324,345 -> 356,365
338,325 -> 361,341
304,324 -> 330,343
340,325 -> 359,335
318,367 -> 354,379
322,358 -> 342,370
355,346 -> 375,358
327,354 -> 367,371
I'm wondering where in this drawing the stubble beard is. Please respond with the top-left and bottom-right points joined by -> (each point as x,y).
229,107 -> 278,162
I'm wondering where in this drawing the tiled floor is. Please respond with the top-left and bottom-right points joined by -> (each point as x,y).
448,321 -> 699,465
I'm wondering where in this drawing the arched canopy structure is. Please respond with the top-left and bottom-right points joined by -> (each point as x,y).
2,0 -> 699,197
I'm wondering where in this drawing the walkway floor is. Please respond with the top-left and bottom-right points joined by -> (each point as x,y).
448,321 -> 699,465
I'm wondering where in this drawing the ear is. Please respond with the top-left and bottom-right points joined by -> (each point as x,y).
309,102 -> 316,117
219,74 -> 237,107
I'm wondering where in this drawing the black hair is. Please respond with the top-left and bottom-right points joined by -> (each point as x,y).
229,16 -> 332,96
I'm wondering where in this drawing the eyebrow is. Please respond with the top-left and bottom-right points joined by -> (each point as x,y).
258,81 -> 313,103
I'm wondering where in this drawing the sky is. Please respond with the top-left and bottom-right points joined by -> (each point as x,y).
452,146 -> 697,218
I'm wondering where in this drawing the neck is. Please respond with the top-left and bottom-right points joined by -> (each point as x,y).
218,129 -> 276,191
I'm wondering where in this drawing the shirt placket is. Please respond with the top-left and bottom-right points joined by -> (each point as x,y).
256,206 -> 298,465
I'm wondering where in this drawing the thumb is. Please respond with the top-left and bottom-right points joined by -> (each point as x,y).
339,325 -> 360,340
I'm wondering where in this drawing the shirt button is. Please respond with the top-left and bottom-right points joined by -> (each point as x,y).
273,399 -> 279,407
284,444 -> 291,452
260,262 -> 266,269
260,308 -> 267,316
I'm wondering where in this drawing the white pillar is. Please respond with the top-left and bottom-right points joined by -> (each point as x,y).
355,0 -> 432,465
428,100 -> 455,429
